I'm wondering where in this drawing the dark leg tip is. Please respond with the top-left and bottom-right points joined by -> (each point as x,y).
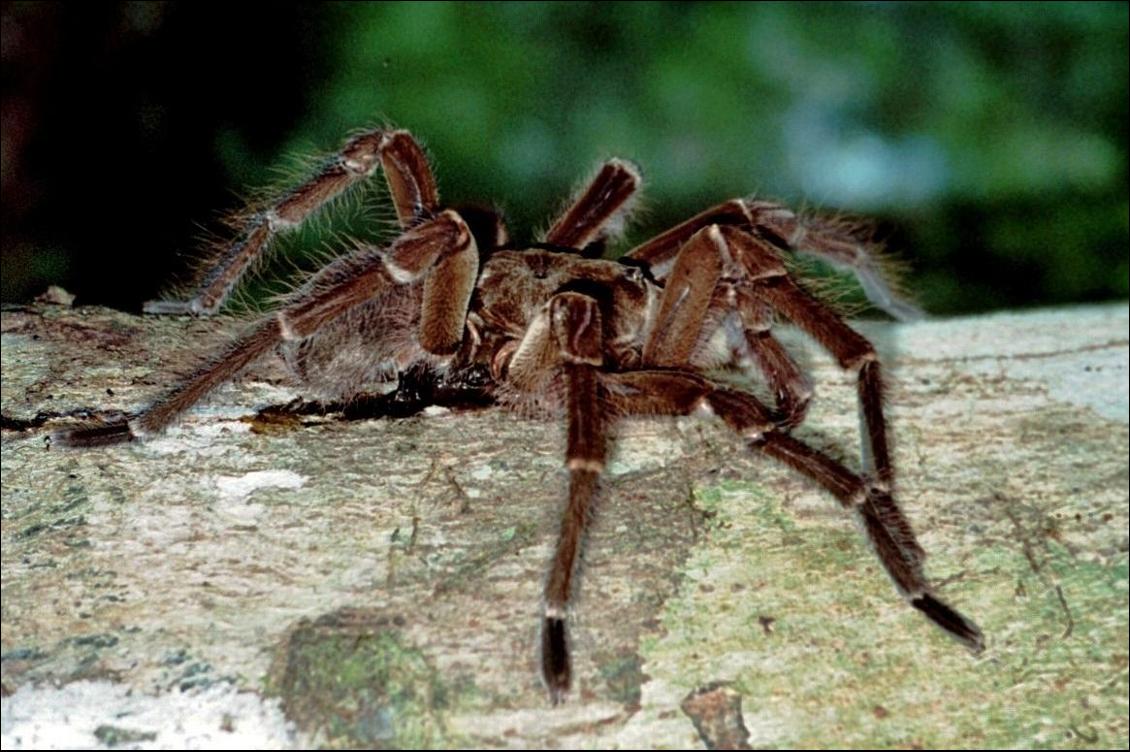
912,593 -> 985,654
53,420 -> 135,448
541,616 -> 571,704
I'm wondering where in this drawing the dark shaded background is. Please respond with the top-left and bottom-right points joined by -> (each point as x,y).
2,2 -> 1126,315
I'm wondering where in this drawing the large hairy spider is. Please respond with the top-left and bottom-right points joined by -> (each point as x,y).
58,127 -> 983,702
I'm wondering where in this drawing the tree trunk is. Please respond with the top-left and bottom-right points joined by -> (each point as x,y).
2,302 -> 1126,748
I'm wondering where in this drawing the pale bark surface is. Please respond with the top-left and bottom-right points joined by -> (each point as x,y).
2,302 -> 1127,748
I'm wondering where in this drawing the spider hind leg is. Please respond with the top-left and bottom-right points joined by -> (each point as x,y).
145,129 -> 442,316
56,211 -> 479,446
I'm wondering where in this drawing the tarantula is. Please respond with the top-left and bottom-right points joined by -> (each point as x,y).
58,127 -> 983,702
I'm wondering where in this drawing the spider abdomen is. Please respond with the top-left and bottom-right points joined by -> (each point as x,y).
280,287 -> 424,400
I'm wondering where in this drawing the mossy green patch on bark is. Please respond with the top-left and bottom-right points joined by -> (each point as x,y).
267,608 -> 467,748
629,445 -> 1127,748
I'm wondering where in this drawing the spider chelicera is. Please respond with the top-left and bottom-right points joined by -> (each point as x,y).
58,127 -> 983,702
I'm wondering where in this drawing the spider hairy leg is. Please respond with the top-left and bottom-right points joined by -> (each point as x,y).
55,212 -> 475,447
281,210 -> 475,355
639,224 -> 812,427
604,371 -> 775,440
54,317 -> 281,446
624,198 -> 922,321
624,198 -> 754,279
751,281 -> 892,488
756,432 -> 984,653
640,225 -> 725,368
377,130 -> 440,227
753,204 -> 925,322
144,129 -> 440,316
604,371 -> 983,653
540,292 -> 607,703
544,159 -> 641,251
710,225 -> 896,489
742,329 -> 813,430
633,222 -> 980,651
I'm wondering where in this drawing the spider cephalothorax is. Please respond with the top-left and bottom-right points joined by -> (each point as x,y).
58,127 -> 983,702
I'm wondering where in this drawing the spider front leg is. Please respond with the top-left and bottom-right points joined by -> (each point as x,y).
637,224 -> 983,652
145,129 -> 440,315
57,210 -> 477,446
510,291 -> 609,702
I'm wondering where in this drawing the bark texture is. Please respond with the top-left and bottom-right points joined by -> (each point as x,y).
2,302 -> 1127,748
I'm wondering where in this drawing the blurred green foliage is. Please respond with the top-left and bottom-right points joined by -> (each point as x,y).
3,2 -> 1126,314
266,2 -> 1130,313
